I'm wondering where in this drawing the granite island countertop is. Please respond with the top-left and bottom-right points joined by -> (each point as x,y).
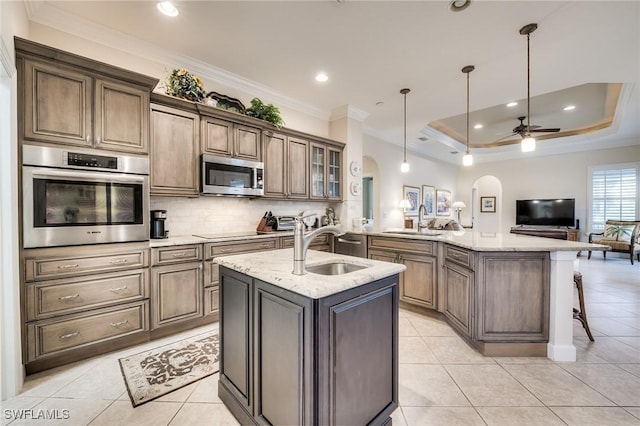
214,248 -> 406,299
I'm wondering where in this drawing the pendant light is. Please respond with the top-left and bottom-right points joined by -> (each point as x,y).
400,88 -> 410,173
520,23 -> 538,152
462,65 -> 474,166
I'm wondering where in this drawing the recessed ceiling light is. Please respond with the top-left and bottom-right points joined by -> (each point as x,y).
506,102 -> 518,107
315,72 -> 328,82
449,0 -> 472,12
157,1 -> 179,17
375,101 -> 384,106
563,105 -> 576,111
474,124 -> 483,129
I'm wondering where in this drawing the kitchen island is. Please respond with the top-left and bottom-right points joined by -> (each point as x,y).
368,229 -> 610,362
215,249 -> 406,426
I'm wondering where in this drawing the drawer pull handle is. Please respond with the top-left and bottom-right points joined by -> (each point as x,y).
110,320 -> 129,327
59,331 -> 80,340
58,294 -> 80,301
172,253 -> 189,258
110,259 -> 129,264
57,264 -> 79,270
109,286 -> 128,293
260,244 -> 272,249
218,248 -> 231,253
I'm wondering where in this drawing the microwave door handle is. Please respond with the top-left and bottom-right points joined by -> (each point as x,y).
29,168 -> 146,184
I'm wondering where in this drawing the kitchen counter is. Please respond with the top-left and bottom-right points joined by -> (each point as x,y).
148,231 -> 292,247
214,248 -> 406,298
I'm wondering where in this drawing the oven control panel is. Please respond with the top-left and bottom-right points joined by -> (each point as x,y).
66,152 -> 118,169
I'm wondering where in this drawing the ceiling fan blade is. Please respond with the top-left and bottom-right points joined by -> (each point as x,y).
530,128 -> 561,133
492,132 -> 518,143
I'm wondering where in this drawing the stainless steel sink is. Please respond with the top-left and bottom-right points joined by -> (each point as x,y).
306,261 -> 369,275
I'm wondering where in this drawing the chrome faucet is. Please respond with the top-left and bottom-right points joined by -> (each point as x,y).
292,214 -> 344,275
417,204 -> 428,231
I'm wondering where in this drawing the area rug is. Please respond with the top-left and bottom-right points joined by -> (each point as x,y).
119,332 -> 219,407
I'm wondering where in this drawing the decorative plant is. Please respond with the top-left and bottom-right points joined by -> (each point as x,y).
165,68 -> 206,103
245,98 -> 285,128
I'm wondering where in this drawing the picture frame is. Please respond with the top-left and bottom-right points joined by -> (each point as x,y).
481,196 -> 497,213
436,189 -> 452,216
403,185 -> 420,216
421,185 -> 436,216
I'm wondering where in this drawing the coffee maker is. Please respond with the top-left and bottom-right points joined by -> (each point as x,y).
150,210 -> 168,239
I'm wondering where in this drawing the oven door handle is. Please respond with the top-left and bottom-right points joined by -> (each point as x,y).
29,168 -> 147,184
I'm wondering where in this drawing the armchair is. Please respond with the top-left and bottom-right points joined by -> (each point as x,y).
588,220 -> 640,265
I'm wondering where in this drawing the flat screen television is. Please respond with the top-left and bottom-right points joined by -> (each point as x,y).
516,198 -> 575,227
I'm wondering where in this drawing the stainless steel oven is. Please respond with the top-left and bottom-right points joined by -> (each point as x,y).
22,145 -> 149,248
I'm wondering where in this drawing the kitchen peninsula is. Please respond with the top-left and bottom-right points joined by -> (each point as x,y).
214,249 -> 406,426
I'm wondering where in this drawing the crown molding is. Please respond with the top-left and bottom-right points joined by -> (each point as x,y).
0,37 -> 15,78
330,105 -> 369,122
25,1 -> 331,121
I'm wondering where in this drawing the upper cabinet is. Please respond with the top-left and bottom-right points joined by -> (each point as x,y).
201,116 -> 261,161
16,37 -> 158,155
310,142 -> 342,201
263,132 -> 309,199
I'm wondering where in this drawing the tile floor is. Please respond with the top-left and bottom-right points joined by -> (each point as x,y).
2,256 -> 639,425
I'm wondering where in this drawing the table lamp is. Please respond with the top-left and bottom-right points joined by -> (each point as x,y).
452,201 -> 466,224
399,199 -> 413,229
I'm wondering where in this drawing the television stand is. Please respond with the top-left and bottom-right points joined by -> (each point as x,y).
510,227 -> 580,241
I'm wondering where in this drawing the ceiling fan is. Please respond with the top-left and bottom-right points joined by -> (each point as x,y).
497,115 -> 560,141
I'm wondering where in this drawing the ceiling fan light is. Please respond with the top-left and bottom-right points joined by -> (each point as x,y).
400,161 -> 410,173
521,136 -> 536,152
462,152 -> 473,166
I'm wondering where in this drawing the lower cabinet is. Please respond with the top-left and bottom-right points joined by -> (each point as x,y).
218,267 -> 399,426
443,260 -> 474,338
151,261 -> 203,329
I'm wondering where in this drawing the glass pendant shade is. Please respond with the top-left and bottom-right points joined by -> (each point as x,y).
462,152 -> 473,166
521,136 -> 536,152
400,161 -> 410,173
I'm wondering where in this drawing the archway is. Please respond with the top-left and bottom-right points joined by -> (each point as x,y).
362,155 -> 380,231
472,175 -> 503,233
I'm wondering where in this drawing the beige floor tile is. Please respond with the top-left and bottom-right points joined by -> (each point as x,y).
390,407 -> 408,425
589,317 -> 640,337
9,397 -> 111,426
186,374 -> 222,403
399,317 -> 419,336
168,403 -> 239,426
399,364 -> 470,407
399,337 -> 438,364
625,407 -> 640,420
617,363 -> 640,377
422,336 -> 496,364
88,401 -> 182,426
20,358 -> 103,398
559,363 -> 640,406
573,336 -> 640,363
445,364 -> 542,407
551,407 -> 640,426
154,381 -> 198,403
614,336 -> 640,349
492,357 -> 554,365
0,397 -> 45,426
402,406 -> 485,426
53,358 -> 126,400
502,364 -> 615,406
476,406 -> 566,426
406,314 -> 458,337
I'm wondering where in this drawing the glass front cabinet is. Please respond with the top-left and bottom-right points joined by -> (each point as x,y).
310,143 -> 341,200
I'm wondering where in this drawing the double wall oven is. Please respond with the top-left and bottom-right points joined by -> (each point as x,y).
22,145 -> 149,248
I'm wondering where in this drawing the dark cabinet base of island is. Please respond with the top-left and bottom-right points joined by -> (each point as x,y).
218,266 -> 399,426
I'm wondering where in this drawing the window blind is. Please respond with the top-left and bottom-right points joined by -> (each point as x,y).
590,164 -> 638,232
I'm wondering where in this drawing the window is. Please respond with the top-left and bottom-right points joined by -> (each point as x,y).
589,163 -> 639,232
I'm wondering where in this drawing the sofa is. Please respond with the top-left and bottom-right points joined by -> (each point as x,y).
588,220 -> 640,265
419,218 -> 463,231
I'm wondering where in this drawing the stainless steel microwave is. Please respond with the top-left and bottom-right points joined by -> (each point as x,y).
201,154 -> 264,196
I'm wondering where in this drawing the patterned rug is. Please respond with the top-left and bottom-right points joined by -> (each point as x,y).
119,332 -> 219,406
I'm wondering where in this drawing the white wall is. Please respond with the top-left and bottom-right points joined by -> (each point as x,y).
363,134 -> 459,231
457,145 -> 640,236
0,0 -> 29,401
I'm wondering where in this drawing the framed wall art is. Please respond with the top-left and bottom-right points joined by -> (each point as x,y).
481,196 -> 497,213
421,185 -> 436,216
436,189 -> 451,216
403,185 -> 420,216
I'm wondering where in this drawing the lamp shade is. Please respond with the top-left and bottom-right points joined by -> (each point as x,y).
521,136 -> 536,152
452,201 -> 466,210
398,199 -> 411,209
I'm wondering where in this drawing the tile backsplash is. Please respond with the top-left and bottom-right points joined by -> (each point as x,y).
150,197 -> 338,236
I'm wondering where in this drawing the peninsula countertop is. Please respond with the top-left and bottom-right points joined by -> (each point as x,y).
214,248 -> 406,299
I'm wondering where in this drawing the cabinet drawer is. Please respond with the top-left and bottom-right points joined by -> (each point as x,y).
205,238 -> 279,259
26,269 -> 148,321
281,234 -> 330,249
25,248 -> 149,281
26,301 -> 148,362
204,286 -> 219,316
152,244 -> 202,265
368,236 -> 434,254
444,245 -> 474,268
